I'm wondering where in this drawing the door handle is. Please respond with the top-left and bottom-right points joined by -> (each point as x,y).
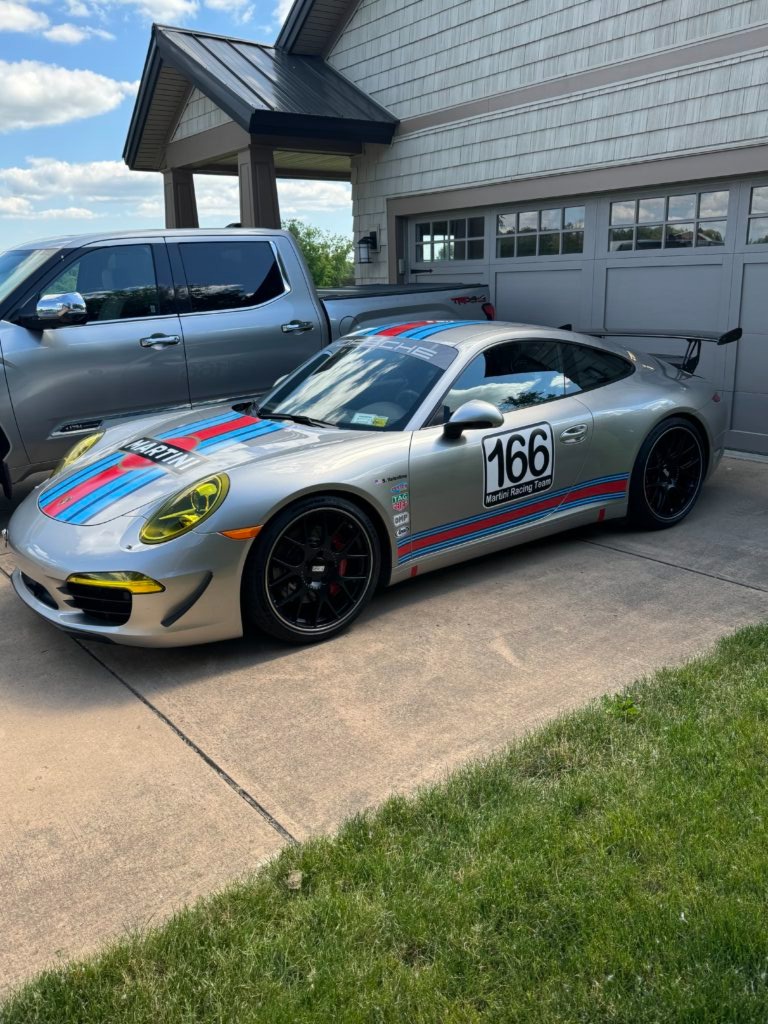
281,320 -> 315,334
140,334 -> 181,348
559,424 -> 588,444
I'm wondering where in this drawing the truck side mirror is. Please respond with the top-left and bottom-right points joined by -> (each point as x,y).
443,399 -> 504,439
35,292 -> 88,327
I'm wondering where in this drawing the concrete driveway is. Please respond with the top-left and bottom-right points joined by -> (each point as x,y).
2,455 -> 767,994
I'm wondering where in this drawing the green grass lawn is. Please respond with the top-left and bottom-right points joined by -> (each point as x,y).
5,624 -> 768,1023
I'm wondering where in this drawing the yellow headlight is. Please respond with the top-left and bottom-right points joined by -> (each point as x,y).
67,572 -> 165,594
52,432 -> 104,477
140,474 -> 230,544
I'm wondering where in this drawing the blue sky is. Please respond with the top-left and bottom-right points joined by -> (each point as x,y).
0,0 -> 352,249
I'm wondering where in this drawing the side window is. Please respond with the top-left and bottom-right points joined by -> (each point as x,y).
179,241 -> 285,313
44,245 -> 160,322
429,339 -> 566,425
562,344 -> 634,393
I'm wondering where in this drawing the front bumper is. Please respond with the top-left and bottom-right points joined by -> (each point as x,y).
6,504 -> 250,648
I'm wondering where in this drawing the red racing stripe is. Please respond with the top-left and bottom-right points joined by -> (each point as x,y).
43,463 -> 126,517
185,414 -> 259,442
377,321 -> 434,337
410,480 -> 625,553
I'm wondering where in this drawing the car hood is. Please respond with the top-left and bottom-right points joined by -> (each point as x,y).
37,406 -> 364,525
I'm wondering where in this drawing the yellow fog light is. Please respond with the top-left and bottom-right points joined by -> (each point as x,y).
139,473 -> 230,545
67,571 -> 165,594
52,432 -> 104,477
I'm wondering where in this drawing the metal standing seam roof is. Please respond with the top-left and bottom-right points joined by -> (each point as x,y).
124,24 -> 398,168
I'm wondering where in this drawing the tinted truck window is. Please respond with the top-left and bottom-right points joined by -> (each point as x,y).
46,245 -> 160,322
180,241 -> 285,313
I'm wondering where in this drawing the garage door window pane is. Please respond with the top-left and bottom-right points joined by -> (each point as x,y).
636,224 -> 662,249
562,231 -> 584,254
517,235 -> 536,256
609,227 -> 634,251
665,223 -> 694,248
696,221 -> 726,246
496,237 -> 515,258
468,217 -> 485,236
497,213 -> 516,235
450,219 -> 466,238
416,223 -> 431,241
518,211 -> 538,232
637,198 -> 664,223
180,242 -> 285,312
747,218 -> 768,245
540,209 -> 561,230
699,191 -> 729,218
610,201 -> 635,225
750,187 -> 768,215
538,233 -> 560,255
468,239 -> 484,259
564,207 -> 585,230
667,195 -> 696,221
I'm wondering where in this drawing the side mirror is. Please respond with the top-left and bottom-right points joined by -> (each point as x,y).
443,399 -> 504,439
35,292 -> 88,326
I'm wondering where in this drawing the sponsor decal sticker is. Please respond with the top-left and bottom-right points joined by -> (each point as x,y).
390,481 -> 408,493
391,497 -> 409,512
395,525 -> 410,538
450,294 -> 488,305
482,422 -> 554,508
120,438 -> 205,473
393,511 -> 410,526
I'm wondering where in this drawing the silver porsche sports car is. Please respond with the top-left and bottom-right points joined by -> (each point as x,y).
6,320 -> 737,647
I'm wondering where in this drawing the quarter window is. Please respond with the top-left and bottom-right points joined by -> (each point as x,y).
609,191 -> 728,251
179,241 -> 285,313
429,339 -> 566,425
496,206 -> 585,258
747,186 -> 768,245
415,218 -> 485,261
44,245 -> 160,322
562,344 -> 633,393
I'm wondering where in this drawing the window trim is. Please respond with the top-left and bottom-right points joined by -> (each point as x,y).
171,238 -> 290,317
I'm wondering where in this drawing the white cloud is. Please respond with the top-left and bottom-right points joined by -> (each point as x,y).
0,158 -> 351,233
275,0 -> 292,24
43,22 -> 114,42
64,0 -> 93,15
0,196 -> 34,217
0,0 -> 49,31
0,61 -> 137,131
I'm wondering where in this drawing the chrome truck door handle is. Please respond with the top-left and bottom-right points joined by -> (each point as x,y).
281,320 -> 314,333
559,424 -> 588,444
140,333 -> 181,348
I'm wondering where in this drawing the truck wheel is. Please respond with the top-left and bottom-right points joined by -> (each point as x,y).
241,495 -> 380,643
626,417 -> 705,530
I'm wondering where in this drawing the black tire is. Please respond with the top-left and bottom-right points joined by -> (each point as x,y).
626,417 -> 706,530
242,495 -> 380,644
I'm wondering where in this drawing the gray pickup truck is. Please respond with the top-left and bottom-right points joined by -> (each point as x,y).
0,228 -> 492,495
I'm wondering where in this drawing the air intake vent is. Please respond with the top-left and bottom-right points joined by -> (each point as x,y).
64,582 -> 132,625
60,420 -> 102,434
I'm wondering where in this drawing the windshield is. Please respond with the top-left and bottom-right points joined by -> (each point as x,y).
259,337 -> 457,431
0,248 -> 58,307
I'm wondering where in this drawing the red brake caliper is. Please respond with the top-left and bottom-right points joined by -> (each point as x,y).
329,532 -> 346,596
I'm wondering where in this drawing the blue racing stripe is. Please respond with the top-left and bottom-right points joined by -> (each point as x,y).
63,467 -> 166,524
196,420 -> 282,451
156,410 -> 240,440
41,451 -> 125,504
400,320 -> 489,340
399,490 -> 627,562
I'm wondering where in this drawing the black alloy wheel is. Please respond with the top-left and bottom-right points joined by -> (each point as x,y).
627,417 -> 705,530
242,495 -> 380,643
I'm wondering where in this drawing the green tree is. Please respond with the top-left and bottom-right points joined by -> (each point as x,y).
282,218 -> 354,288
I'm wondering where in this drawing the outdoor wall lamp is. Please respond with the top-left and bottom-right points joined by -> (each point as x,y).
357,231 -> 378,263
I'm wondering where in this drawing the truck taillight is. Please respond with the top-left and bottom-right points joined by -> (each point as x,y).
482,302 -> 495,321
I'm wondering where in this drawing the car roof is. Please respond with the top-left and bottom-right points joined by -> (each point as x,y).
350,321 -> 635,360
4,228 -> 289,250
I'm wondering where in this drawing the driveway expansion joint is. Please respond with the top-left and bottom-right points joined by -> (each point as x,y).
579,538 -> 768,594
74,639 -> 298,845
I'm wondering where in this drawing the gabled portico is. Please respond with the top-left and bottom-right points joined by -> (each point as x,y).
124,24 -> 397,229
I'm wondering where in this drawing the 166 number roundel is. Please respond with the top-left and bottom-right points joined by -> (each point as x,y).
482,422 -> 554,507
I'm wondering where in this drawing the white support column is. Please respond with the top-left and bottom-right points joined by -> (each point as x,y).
163,169 -> 199,229
237,143 -> 280,228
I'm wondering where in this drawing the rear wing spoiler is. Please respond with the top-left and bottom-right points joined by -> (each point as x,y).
559,326 -> 742,374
